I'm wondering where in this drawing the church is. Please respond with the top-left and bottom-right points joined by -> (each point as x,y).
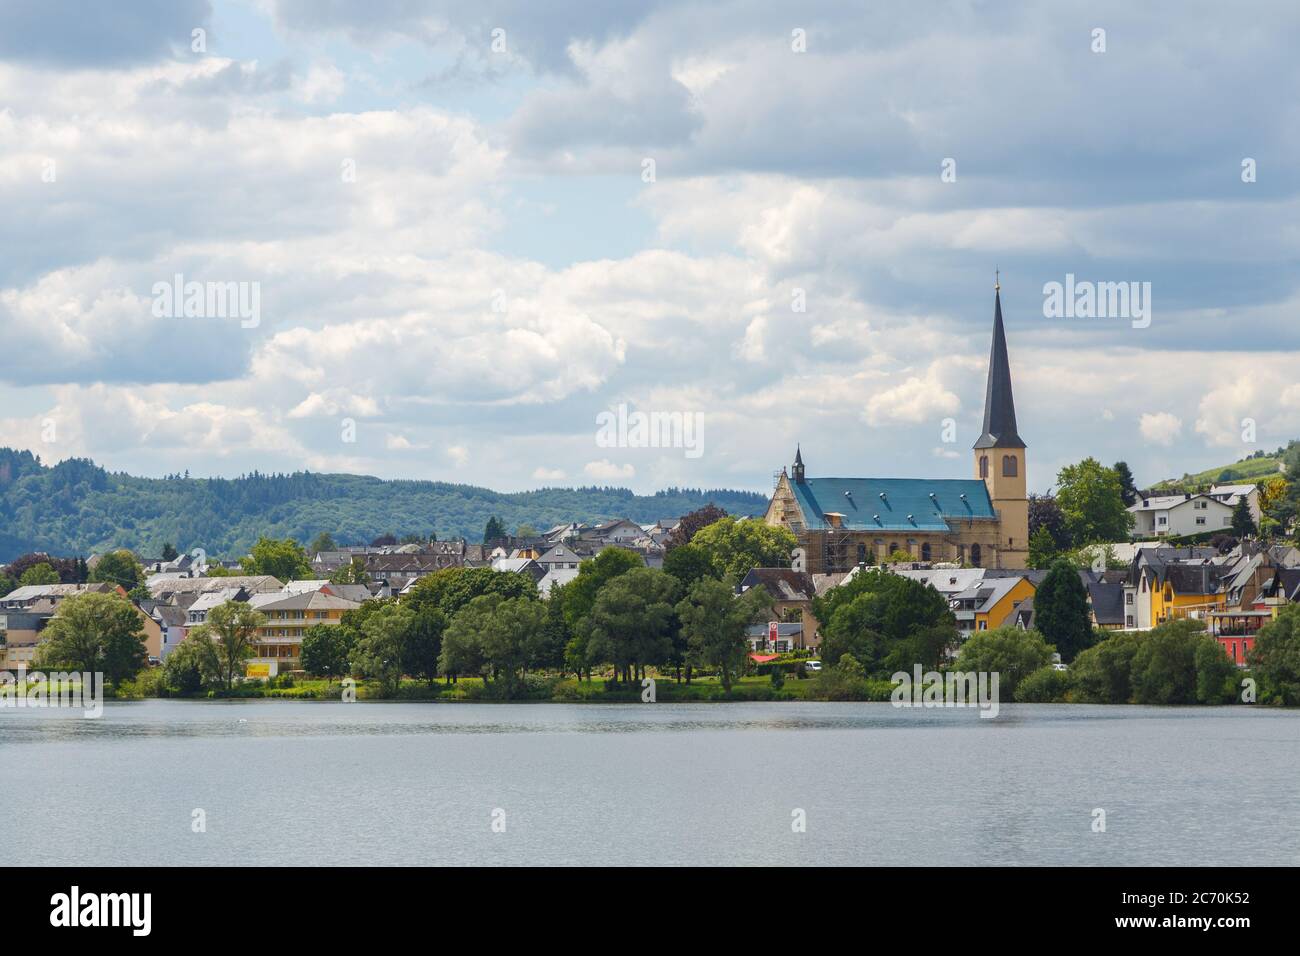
764,283 -> 1030,573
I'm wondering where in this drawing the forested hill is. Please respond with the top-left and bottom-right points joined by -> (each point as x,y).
0,448 -> 769,562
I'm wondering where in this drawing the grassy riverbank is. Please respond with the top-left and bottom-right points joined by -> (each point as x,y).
118,672 -> 898,703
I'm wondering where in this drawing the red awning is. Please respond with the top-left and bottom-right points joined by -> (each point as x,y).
749,653 -> 780,663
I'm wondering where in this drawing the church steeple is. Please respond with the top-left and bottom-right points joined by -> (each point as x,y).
792,445 -> 805,483
973,284 -> 1025,450
972,278 -> 1029,568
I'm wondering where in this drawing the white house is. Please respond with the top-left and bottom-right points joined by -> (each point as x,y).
1128,493 -> 1234,538
1208,483 -> 1262,524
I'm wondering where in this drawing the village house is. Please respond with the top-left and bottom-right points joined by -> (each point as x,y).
737,568 -> 822,650
1127,492 -> 1234,538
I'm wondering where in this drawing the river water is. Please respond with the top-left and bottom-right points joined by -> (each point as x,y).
2,700 -> 1295,865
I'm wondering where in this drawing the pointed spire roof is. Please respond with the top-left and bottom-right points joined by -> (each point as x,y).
794,445 -> 803,466
973,285 -> 1025,450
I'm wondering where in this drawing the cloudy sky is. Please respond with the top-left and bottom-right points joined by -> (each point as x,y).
2,1 -> 1298,496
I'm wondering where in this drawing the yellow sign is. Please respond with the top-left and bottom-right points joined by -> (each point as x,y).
245,663 -> 271,678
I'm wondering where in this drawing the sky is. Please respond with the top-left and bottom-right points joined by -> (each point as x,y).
1,0 -> 1298,497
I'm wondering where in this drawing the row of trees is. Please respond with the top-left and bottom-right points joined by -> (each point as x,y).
269,513 -> 800,698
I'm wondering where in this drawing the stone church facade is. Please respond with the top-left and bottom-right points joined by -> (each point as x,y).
764,285 -> 1030,574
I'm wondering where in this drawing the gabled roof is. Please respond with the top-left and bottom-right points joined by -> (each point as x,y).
150,575 -> 282,597
1129,493 -> 1228,512
248,590 -> 362,612
1,582 -> 118,603
1087,581 -> 1126,625
952,575 -> 1025,613
789,476 -> 996,532
739,568 -> 816,602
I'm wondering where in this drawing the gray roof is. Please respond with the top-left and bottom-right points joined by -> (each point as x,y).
973,287 -> 1025,450
1086,581 -> 1126,626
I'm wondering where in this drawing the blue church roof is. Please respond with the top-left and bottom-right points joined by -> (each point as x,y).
789,477 -> 997,532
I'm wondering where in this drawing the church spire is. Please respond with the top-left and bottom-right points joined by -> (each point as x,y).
792,445 -> 805,483
973,283 -> 1024,449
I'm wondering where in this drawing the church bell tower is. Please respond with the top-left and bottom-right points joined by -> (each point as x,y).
973,277 -> 1029,566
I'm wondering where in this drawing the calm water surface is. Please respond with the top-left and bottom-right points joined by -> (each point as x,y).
2,700 -> 1296,866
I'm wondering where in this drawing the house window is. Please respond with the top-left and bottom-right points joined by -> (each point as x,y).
1157,516 -> 1167,525
889,542 -> 900,555
921,542 -> 932,561
979,456 -> 989,479
970,543 -> 982,567
1126,615 -> 1134,626
1195,517 -> 1206,526
857,544 -> 867,565
1125,593 -> 1133,604
1002,455 -> 1017,477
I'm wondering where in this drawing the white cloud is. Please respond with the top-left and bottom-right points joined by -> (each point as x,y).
584,458 -> 635,480
862,366 -> 961,427
1139,412 -> 1183,447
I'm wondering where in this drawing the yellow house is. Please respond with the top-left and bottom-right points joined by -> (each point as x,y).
245,589 -> 361,674
1145,564 -> 1226,626
953,574 -> 1037,637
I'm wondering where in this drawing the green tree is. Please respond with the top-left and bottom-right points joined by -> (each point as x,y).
162,635 -> 218,694
882,623 -> 957,675
1056,458 -> 1133,544
1028,494 -> 1072,551
403,606 -> 448,686
440,597 -> 492,682
1130,620 -> 1235,705
482,596 -> 548,692
1033,558 -> 1094,662
483,516 -> 507,542
1113,461 -> 1138,507
1014,665 -> 1070,702
19,562 -> 61,587
0,571 -> 16,599
536,583 -> 573,675
300,623 -> 352,684
33,591 -> 148,685
1068,631 -> 1142,703
1027,526 -> 1059,570
203,600 -> 267,689
240,537 -> 312,581
405,565 -> 537,618
676,577 -> 771,693
955,627 -> 1054,697
309,532 -> 338,555
1230,498 -> 1258,538
812,567 -> 953,646
352,603 -> 415,696
329,557 -> 369,585
1249,604 -> 1300,705
690,517 -> 797,581
662,542 -> 717,590
161,542 -> 179,562
819,593 -> 886,670
562,547 -> 645,633
89,549 -> 146,592
583,568 -> 682,682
